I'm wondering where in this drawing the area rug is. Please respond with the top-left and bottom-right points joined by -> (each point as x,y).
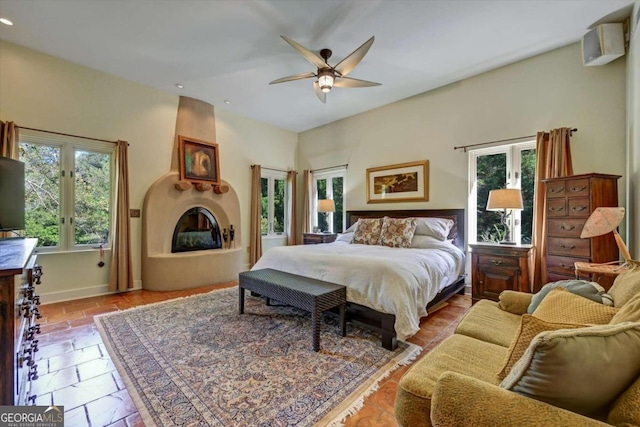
95,286 -> 420,427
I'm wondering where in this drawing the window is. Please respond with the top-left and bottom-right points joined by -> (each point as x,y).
19,130 -> 114,250
314,168 -> 345,233
469,141 -> 535,244
261,170 -> 287,236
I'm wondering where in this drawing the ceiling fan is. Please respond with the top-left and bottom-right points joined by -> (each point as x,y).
269,35 -> 381,103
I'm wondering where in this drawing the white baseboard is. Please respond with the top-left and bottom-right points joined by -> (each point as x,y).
40,279 -> 143,304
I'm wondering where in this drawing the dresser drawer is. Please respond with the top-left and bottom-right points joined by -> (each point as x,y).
546,199 -> 566,217
567,198 -> 590,217
547,237 -> 590,257
547,218 -> 586,237
546,255 -> 583,276
545,181 -> 566,198
565,179 -> 590,197
477,254 -> 519,269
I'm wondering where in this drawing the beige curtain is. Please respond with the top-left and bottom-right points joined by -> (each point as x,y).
250,165 -> 263,266
287,170 -> 298,245
0,121 -> 19,159
109,140 -> 133,292
302,170 -> 313,234
532,128 -> 574,291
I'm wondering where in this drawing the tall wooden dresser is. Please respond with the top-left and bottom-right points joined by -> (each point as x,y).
0,238 -> 42,405
541,173 -> 621,291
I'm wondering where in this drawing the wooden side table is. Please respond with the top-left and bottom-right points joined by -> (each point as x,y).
574,261 -> 628,290
303,233 -> 337,245
470,243 -> 534,303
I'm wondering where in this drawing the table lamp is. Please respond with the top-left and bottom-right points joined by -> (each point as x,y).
486,188 -> 523,245
580,207 -> 632,263
317,199 -> 335,233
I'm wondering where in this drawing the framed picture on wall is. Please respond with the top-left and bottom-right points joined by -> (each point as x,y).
178,135 -> 221,185
366,160 -> 429,203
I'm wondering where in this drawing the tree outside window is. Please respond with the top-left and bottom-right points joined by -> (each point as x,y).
261,170 -> 287,236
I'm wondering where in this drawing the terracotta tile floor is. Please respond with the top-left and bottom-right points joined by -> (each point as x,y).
36,282 -> 470,426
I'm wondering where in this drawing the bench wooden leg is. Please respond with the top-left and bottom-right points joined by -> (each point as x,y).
312,308 -> 320,352
339,303 -> 346,337
238,287 -> 245,314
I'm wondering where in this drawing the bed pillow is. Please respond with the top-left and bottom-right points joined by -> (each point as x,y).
532,288 -> 618,324
500,322 -> 640,416
410,235 -> 453,249
334,232 -> 353,243
527,279 -> 614,314
344,222 -> 358,233
414,217 -> 454,240
378,217 -> 417,248
351,218 -> 383,245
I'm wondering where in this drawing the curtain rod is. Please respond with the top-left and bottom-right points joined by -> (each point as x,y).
252,165 -> 297,174
311,164 -> 348,173
454,128 -> 577,152
17,125 -> 124,145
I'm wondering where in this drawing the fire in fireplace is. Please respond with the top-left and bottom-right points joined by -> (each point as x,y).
171,207 -> 222,252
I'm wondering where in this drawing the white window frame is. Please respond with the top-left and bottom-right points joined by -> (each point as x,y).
313,167 -> 346,233
468,140 -> 535,245
19,130 -> 115,252
261,169 -> 288,237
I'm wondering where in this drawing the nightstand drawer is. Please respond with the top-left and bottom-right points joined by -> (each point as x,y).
477,254 -> 519,269
303,233 -> 337,244
547,218 -> 586,237
547,237 -> 590,257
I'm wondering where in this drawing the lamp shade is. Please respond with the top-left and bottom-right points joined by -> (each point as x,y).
580,207 -> 625,238
317,199 -> 335,213
486,189 -> 523,211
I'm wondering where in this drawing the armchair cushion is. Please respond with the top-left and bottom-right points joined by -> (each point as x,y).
532,288 -> 617,324
454,299 -> 520,347
498,290 -> 533,315
500,322 -> 640,416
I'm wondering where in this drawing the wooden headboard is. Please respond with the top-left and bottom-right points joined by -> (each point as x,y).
346,209 -> 465,251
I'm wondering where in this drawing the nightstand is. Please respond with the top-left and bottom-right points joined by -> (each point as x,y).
469,243 -> 534,303
303,233 -> 337,244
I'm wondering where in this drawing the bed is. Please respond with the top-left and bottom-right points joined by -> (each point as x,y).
251,209 -> 467,350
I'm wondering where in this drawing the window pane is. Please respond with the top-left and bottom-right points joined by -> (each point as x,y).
273,179 -> 285,233
316,179 -> 327,231
332,177 -> 343,232
476,153 -> 506,242
20,143 -> 61,247
520,149 -> 536,243
260,178 -> 268,234
74,150 -> 111,245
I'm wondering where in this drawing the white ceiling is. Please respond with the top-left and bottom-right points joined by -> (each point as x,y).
0,0 -> 634,133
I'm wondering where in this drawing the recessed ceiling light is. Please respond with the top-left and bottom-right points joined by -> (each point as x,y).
175,83 -> 184,89
0,18 -> 14,26
224,100 -> 232,105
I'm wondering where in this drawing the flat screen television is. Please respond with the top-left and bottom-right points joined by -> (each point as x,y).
0,157 -> 26,231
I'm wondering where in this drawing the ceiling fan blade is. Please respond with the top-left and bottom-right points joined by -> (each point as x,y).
313,81 -> 326,104
269,72 -> 316,85
333,36 -> 375,77
333,77 -> 381,88
281,35 -> 326,69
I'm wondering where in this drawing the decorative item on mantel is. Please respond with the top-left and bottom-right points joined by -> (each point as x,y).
213,184 -> 229,194
178,135 -> 220,185
195,183 -> 212,192
174,181 -> 192,191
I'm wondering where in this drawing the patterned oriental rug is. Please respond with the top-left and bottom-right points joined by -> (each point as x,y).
95,287 -> 420,427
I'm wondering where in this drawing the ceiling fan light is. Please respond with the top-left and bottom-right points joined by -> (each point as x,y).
317,69 -> 334,93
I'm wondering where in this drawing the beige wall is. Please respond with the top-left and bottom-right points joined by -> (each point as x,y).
0,41 -> 297,302
299,42 -> 628,242
628,3 -> 640,258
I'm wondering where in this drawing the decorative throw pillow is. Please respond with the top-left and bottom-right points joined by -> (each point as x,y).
610,289 -> 640,324
497,314 -> 586,379
527,279 -> 614,314
351,218 -> 383,245
608,260 -> 640,307
532,288 -> 618,324
414,217 -> 454,240
500,322 -> 640,416
378,217 -> 417,248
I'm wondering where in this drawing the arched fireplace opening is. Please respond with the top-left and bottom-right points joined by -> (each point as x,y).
172,207 -> 222,253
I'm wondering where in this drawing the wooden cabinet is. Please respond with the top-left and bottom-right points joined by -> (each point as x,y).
303,233 -> 337,245
470,243 -> 534,303
0,238 -> 42,405
541,173 -> 620,290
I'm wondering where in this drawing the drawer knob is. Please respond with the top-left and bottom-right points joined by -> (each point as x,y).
571,206 -> 587,211
560,224 -> 575,230
560,244 -> 576,250
569,186 -> 586,192
490,260 -> 503,266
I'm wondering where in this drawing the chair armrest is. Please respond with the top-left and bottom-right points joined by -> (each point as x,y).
431,372 -> 609,427
498,290 -> 533,315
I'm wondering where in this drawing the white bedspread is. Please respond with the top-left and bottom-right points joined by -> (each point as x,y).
251,241 -> 466,341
